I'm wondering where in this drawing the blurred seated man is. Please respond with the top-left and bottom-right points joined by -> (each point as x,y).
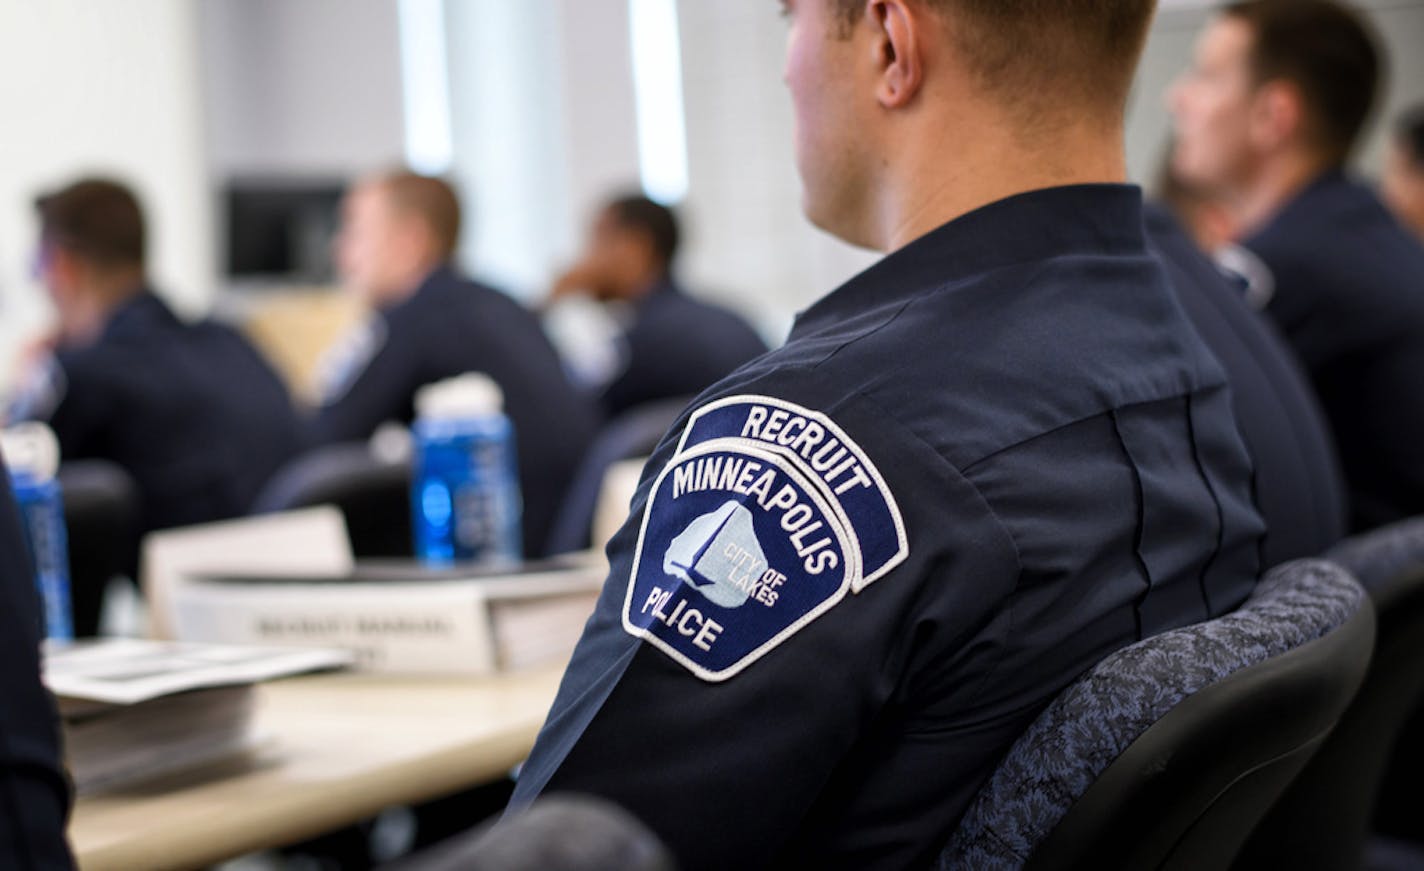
1170,0 -> 1424,530
310,171 -> 598,556
1146,203 -> 1348,566
7,178 -> 299,534
1155,149 -> 1276,310
1383,105 -> 1424,242
0,451 -> 77,869
549,194 -> 768,416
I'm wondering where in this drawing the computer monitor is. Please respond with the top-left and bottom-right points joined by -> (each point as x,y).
224,179 -> 346,283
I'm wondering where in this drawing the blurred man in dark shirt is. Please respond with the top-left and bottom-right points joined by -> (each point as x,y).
1170,0 -> 1424,530
549,194 -> 767,417
7,178 -> 299,532
311,171 -> 597,556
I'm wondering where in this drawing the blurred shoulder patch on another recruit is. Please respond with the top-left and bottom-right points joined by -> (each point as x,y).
314,315 -> 388,405
6,355 -> 66,424
622,395 -> 907,682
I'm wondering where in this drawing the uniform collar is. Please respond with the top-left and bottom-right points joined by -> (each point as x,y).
792,184 -> 1146,337
634,277 -> 679,308
102,288 -> 179,340
392,262 -> 459,313
1250,167 -> 1362,235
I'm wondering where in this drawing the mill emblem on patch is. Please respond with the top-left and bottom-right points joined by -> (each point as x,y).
664,501 -> 767,609
622,396 -> 907,682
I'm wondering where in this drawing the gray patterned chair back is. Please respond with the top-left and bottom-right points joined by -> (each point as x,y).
939,559 -> 1374,871
1236,517 -> 1424,869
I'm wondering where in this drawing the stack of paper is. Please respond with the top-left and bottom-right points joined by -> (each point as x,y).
45,639 -> 351,794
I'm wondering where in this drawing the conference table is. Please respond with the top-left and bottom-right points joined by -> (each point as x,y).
69,665 -> 566,871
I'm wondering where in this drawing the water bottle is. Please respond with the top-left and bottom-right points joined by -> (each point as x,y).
411,373 -> 523,566
1,423 -> 74,642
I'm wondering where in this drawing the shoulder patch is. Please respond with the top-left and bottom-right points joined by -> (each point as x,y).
623,396 -> 907,682
315,315 -> 389,405
6,355 -> 66,423
677,395 -> 907,589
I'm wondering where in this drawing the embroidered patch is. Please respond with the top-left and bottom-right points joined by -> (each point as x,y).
677,395 -> 907,590
622,397 -> 907,682
6,355 -> 67,424
315,315 -> 388,405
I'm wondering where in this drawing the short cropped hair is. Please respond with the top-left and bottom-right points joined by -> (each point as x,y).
606,194 -> 680,269
376,171 -> 463,260
1397,105 -> 1424,168
831,0 -> 1159,120
1222,0 -> 1381,165
34,178 -> 146,269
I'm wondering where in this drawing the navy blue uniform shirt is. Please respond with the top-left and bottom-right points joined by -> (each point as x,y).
1245,171 -> 1424,530
190,320 -> 302,512
0,454 -> 74,869
309,266 -> 599,556
8,291 -> 287,534
1146,204 -> 1347,565
510,186 -> 1265,870
601,281 -> 768,417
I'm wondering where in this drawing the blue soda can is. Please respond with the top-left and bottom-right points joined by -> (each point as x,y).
410,374 -> 522,565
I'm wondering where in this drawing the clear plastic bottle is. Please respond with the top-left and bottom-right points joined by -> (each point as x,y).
410,374 -> 523,566
2,423 -> 74,642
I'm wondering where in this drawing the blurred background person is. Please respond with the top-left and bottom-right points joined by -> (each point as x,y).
1383,104 -> 1424,241
6,178 -> 299,533
311,170 -> 598,557
547,193 -> 767,417
1169,0 -> 1424,531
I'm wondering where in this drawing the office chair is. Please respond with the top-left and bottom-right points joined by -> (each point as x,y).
252,442 -> 412,558
58,460 -> 140,637
544,396 -> 690,555
390,795 -> 675,871
940,558 -> 1374,871
1236,517 -> 1424,868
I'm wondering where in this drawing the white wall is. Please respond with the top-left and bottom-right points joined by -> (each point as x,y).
0,0 -> 212,395
445,0 -> 579,297
198,0 -> 406,178
445,0 -> 643,298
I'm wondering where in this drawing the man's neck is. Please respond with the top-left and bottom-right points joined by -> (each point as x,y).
65,279 -> 144,347
875,119 -> 1129,252
1231,150 -> 1336,238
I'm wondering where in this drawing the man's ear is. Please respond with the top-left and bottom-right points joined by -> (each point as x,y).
869,0 -> 924,109
1250,79 -> 1306,154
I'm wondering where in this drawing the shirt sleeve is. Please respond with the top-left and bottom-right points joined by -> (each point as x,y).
509,375 -> 1020,870
0,458 -> 75,870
